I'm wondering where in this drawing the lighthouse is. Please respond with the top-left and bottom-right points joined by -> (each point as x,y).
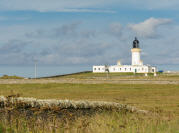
93,37 -> 157,73
131,37 -> 143,66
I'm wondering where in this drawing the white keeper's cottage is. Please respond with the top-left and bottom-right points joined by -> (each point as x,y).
93,37 -> 157,73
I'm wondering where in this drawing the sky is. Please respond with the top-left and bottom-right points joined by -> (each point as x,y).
0,0 -> 179,67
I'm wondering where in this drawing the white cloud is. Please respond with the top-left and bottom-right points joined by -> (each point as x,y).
0,0 -> 179,12
0,0 -> 115,13
128,18 -> 172,38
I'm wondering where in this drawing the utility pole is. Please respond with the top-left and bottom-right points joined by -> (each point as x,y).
34,60 -> 37,79
105,65 -> 109,79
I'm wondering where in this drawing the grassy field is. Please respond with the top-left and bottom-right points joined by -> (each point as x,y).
0,72 -> 179,85
51,72 -> 179,80
0,75 -> 24,79
0,73 -> 179,132
0,83 -> 179,115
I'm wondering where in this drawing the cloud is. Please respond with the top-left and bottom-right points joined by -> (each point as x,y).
0,18 -> 178,66
41,8 -> 115,13
25,22 -> 81,39
0,0 -> 115,13
0,0 -> 179,12
0,40 -> 30,54
0,22 -> 117,65
0,40 -> 34,65
109,22 -> 123,37
128,18 -> 172,38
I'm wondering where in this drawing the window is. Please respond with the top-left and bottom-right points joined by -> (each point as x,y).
135,69 -> 137,73
120,68 -> 122,71
94,68 -> 96,70
142,68 -> 144,71
113,68 -> 115,71
125,68 -> 127,71
98,68 -> 100,70
130,68 -> 131,71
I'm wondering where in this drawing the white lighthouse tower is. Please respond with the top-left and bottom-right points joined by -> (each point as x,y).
131,37 -> 143,66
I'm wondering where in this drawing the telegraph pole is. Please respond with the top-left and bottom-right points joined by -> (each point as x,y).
105,65 -> 109,79
34,60 -> 37,79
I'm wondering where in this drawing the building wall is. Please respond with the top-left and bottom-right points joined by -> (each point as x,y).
93,66 -> 106,73
93,65 -> 158,73
109,65 -> 149,73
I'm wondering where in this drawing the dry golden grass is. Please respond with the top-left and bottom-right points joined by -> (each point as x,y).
0,82 -> 178,132
0,72 -> 179,133
0,83 -> 178,116
0,108 -> 178,133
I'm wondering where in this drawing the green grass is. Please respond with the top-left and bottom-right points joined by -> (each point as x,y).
54,72 -> 146,78
51,72 -> 179,81
0,75 -> 24,79
0,83 -> 179,115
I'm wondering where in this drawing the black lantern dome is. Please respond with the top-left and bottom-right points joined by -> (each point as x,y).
133,37 -> 140,48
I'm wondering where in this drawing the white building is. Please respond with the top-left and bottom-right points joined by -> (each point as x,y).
93,38 -> 157,73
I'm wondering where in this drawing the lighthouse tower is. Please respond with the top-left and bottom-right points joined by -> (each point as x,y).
131,37 -> 143,66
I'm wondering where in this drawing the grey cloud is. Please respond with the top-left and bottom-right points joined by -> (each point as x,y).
139,34 -> 179,65
0,40 -> 30,54
54,22 -> 81,37
109,22 -> 123,37
80,30 -> 97,39
0,18 -> 179,66
22,22 -> 115,65
25,20 -> 177,66
0,40 -> 38,65
25,22 -> 81,39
